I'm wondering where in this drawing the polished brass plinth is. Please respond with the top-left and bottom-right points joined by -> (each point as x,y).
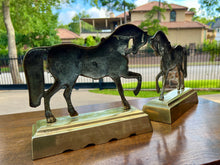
32,107 -> 152,160
142,88 -> 198,124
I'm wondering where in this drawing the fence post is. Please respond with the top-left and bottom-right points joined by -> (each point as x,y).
99,78 -> 104,90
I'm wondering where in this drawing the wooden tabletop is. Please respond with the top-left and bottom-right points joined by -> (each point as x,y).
0,97 -> 220,165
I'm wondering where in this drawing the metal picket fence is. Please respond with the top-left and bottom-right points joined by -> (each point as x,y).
0,48 -> 220,90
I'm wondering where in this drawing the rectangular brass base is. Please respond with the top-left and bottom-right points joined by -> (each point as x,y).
142,88 -> 198,124
32,107 -> 153,160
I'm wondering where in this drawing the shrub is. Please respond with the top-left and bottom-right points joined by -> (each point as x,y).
202,39 -> 220,61
72,38 -> 85,46
85,36 -> 97,47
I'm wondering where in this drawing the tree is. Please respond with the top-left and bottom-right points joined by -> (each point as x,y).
0,0 -> 100,84
0,0 -> 62,83
203,39 -> 220,61
139,2 -> 171,36
189,8 -> 215,25
199,0 -> 220,17
2,0 -> 22,84
100,0 -> 135,23
58,24 -> 70,30
68,11 -> 90,34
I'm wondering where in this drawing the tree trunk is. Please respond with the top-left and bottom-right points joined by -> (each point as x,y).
158,0 -> 161,22
2,0 -> 23,84
124,4 -> 127,24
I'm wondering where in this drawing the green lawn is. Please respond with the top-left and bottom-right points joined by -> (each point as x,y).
123,80 -> 220,89
89,80 -> 220,98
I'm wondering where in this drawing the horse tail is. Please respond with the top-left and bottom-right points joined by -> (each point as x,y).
183,47 -> 187,78
23,47 -> 49,107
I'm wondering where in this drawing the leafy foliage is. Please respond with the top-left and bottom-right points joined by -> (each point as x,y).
189,8 -> 216,25
68,11 -> 91,34
0,0 -> 102,49
199,0 -> 220,17
58,24 -> 70,30
85,36 -> 97,46
100,0 -> 135,23
101,0 -> 135,12
72,36 -> 101,46
72,38 -> 85,46
139,2 -> 171,36
202,39 -> 220,61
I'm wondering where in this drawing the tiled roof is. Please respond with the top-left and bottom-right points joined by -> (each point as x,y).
116,12 -> 129,18
161,21 -> 208,29
129,21 -> 209,29
132,1 -> 188,12
56,28 -> 79,39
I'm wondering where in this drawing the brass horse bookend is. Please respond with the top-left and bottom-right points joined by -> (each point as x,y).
150,31 -> 187,101
24,24 -> 154,160
23,24 -> 149,123
142,31 -> 198,124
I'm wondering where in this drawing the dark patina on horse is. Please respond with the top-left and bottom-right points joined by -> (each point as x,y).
150,31 -> 187,101
24,24 -> 149,123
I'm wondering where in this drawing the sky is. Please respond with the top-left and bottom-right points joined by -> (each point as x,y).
54,0 -> 201,25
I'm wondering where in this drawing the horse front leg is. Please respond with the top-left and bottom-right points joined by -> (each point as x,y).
122,71 -> 142,96
111,76 -> 130,110
180,65 -> 185,90
64,82 -> 78,117
159,72 -> 168,101
181,73 -> 185,90
177,66 -> 181,91
44,80 -> 62,123
156,71 -> 163,93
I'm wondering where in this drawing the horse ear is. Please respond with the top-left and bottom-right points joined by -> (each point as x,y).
101,37 -> 106,42
141,34 -> 144,43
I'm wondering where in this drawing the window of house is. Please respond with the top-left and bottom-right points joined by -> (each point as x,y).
170,10 -> 176,22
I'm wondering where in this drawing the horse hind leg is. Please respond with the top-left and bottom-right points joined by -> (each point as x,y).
44,80 -> 62,123
156,71 -> 163,93
159,72 -> 168,101
63,83 -> 78,117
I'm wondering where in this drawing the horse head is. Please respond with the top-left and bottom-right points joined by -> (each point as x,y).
113,35 -> 134,55
132,31 -> 149,54
150,31 -> 171,56
111,24 -> 150,55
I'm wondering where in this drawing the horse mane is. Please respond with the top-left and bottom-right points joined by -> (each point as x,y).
111,24 -> 144,36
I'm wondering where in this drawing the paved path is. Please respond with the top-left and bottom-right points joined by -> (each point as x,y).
0,89 -> 219,115
0,89 -> 138,115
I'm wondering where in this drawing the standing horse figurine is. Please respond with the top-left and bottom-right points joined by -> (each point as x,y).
150,31 -> 187,101
24,24 -> 149,123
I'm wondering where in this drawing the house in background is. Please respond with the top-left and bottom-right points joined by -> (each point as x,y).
80,1 -> 214,46
208,18 -> 220,42
56,28 -> 80,44
80,12 -> 127,38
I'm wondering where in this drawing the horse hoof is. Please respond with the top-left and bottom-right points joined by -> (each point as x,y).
133,90 -> 139,96
156,88 -> 160,93
69,110 -> 78,117
124,105 -> 131,110
159,96 -> 164,101
46,116 -> 56,123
